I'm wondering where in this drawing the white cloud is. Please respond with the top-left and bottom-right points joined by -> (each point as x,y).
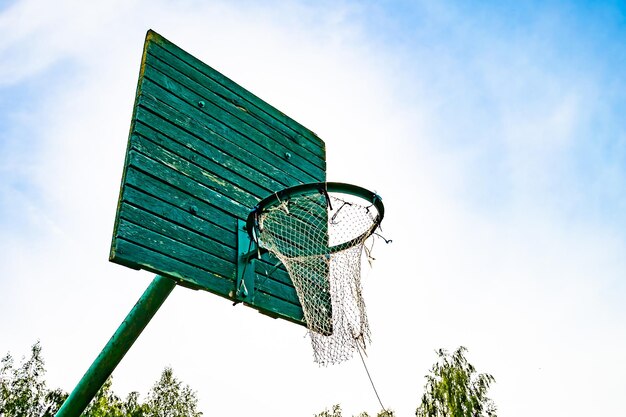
0,0 -> 136,85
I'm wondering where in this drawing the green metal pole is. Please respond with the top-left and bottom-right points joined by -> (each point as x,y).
56,275 -> 176,417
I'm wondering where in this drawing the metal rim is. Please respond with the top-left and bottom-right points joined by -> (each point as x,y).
246,182 -> 384,253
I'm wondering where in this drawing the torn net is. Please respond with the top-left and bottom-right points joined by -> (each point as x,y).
257,192 -> 378,365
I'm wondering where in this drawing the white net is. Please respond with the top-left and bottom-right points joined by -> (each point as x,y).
256,191 -> 379,365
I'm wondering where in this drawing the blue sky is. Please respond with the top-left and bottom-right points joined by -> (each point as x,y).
1,1 -> 625,416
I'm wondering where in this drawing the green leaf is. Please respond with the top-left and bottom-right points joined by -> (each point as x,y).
416,347 -> 497,417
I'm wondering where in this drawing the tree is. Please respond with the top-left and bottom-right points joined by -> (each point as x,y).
0,341 -> 66,417
0,352 -> 13,415
314,404 -> 395,417
123,391 -> 150,417
415,346 -> 497,417
43,388 -> 68,417
145,367 -> 202,417
315,404 -> 343,417
82,368 -> 202,417
0,343 -> 202,417
81,377 -> 124,417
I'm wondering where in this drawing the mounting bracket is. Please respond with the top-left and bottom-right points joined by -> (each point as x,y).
236,219 -> 258,301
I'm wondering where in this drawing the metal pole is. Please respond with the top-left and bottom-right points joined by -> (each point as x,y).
56,275 -> 176,417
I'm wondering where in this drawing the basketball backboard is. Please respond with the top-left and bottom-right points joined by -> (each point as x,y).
109,30 -> 326,326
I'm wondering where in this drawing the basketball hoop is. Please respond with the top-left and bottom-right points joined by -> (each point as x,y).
247,182 -> 384,365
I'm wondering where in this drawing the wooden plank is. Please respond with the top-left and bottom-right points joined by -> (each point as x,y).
145,44 -> 326,168
136,94 -> 296,188
255,274 -> 300,305
138,78 -> 323,183
133,121 -> 276,197
129,134 -> 259,208
127,150 -> 249,218
115,200 -> 301,305
148,40 -> 325,160
251,291 -> 305,324
114,238 -> 234,297
121,185 -> 235,248
118,186 -> 300,302
119,203 -> 235,263
123,169 -> 236,238
114,223 -> 299,311
148,31 -> 325,154
114,237 -> 305,322
142,59 -> 325,178
116,219 -> 235,279
255,257 -> 289,284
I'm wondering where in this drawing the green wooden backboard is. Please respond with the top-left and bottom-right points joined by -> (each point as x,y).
110,30 -> 326,326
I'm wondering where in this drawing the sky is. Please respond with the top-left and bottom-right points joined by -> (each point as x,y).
1,0 -> 625,416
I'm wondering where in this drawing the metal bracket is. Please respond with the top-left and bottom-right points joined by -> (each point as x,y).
236,219 -> 257,302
